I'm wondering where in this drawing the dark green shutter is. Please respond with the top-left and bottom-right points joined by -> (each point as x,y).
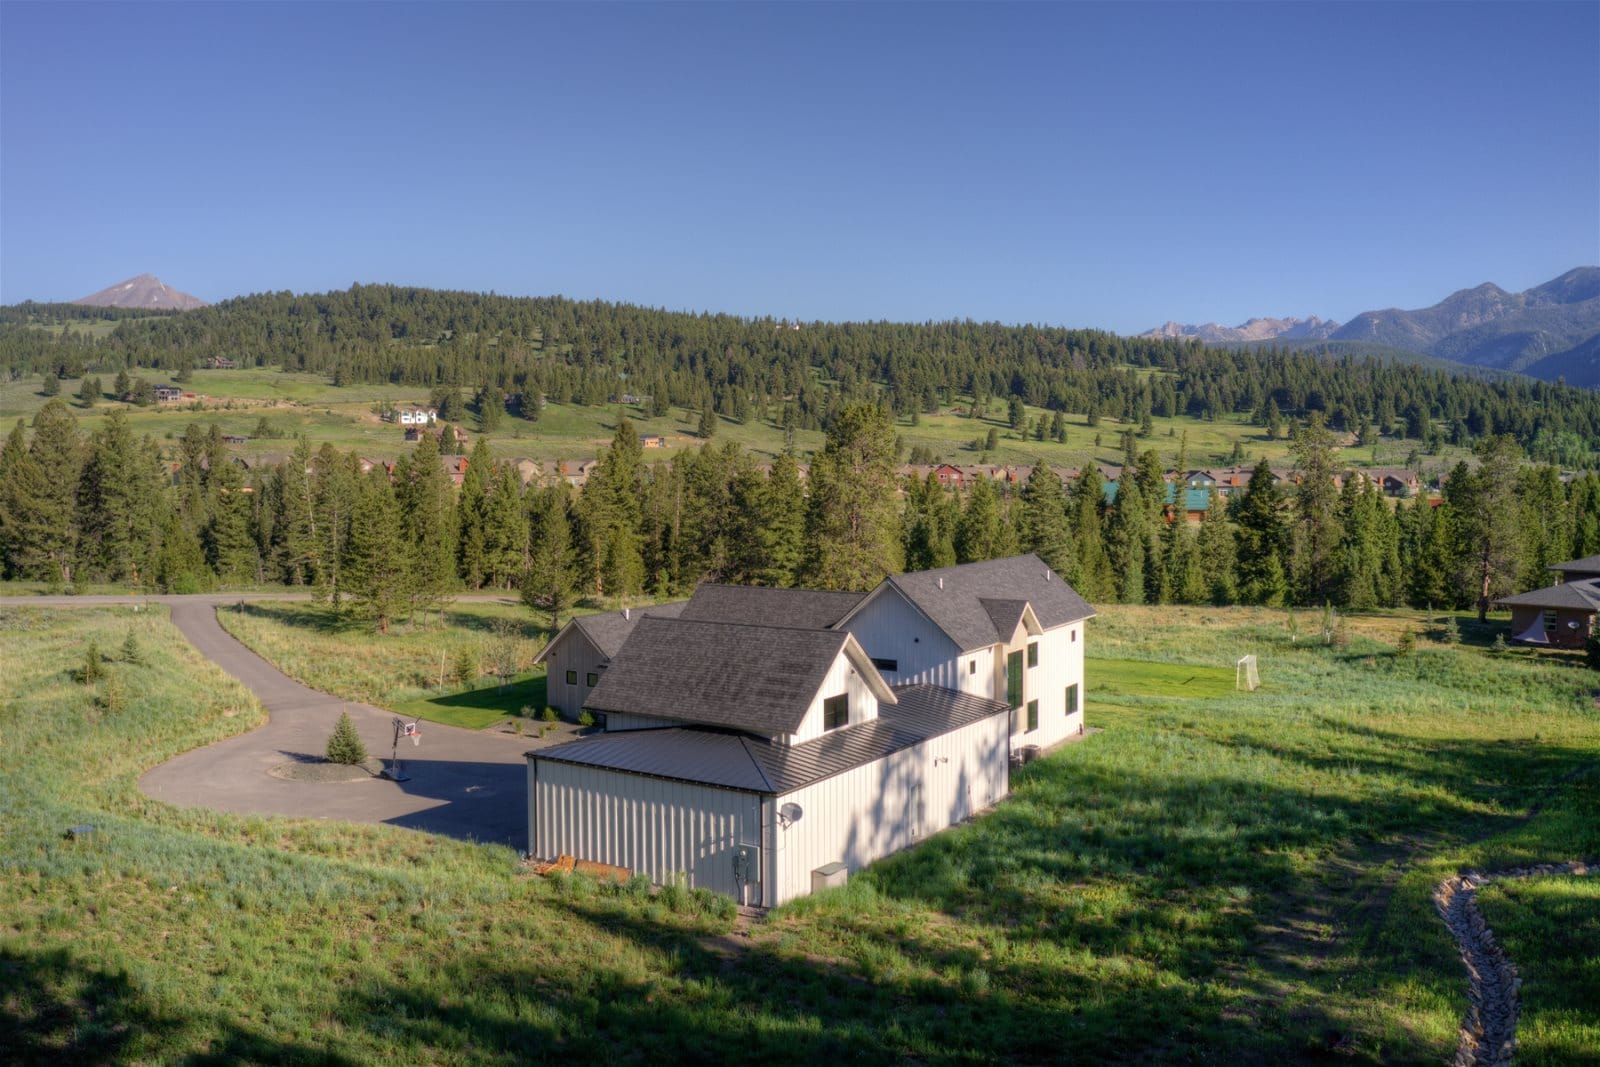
1007,651 -> 1023,707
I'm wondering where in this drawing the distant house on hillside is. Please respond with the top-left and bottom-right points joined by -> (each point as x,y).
640,434 -> 666,449
206,356 -> 238,370
154,384 -> 183,403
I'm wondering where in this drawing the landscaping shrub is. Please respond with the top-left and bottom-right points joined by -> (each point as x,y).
541,706 -> 559,723
578,709 -> 595,728
326,711 -> 368,765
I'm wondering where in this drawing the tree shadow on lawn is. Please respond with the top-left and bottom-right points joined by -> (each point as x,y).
226,599 -> 364,635
0,945 -> 359,1066
347,895 -> 1280,1065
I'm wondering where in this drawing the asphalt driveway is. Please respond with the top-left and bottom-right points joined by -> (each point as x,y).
2,593 -> 530,850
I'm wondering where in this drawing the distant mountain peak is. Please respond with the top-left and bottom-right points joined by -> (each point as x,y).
75,273 -> 207,310
1138,315 -> 1340,344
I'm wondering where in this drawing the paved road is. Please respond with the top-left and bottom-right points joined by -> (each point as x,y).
2,593 -> 530,850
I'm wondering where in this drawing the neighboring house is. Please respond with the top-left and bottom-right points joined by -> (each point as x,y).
1182,470 -> 1217,491
932,463 -> 966,489
528,616 -> 1010,906
154,384 -> 183,403
640,434 -> 666,449
1495,554 -> 1600,649
206,356 -> 238,369
836,554 -> 1093,750
392,407 -> 439,426
1349,468 -> 1421,497
533,602 -> 689,718
222,434 -> 248,445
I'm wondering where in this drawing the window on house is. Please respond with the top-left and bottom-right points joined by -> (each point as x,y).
1071,629 -> 1077,643
565,670 -> 577,685
1006,651 -> 1023,707
1542,610 -> 1557,634
1066,683 -> 1079,715
823,694 -> 848,731
871,657 -> 898,672
1026,699 -> 1039,732
969,659 -> 977,675
586,673 -> 598,687
1027,642 -> 1039,668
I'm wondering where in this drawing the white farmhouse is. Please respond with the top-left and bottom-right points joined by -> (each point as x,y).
837,554 -> 1094,750
525,554 -> 1092,905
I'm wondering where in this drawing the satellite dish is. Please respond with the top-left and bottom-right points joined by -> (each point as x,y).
779,802 -> 804,828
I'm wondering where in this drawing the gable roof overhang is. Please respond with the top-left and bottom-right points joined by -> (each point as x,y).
531,618 -> 604,667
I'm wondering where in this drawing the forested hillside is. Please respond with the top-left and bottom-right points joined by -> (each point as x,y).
5,285 -> 1600,453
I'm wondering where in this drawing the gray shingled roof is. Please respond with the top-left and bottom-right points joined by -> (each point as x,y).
678,584 -> 866,629
1496,578 -> 1600,612
1551,555 -> 1600,576
567,601 -> 687,660
581,617 -> 892,735
855,553 -> 1095,652
531,684 -> 1010,794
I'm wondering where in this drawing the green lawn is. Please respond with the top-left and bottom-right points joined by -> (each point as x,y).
3,602 -> 1597,1062
392,671 -> 549,730
1475,875 -> 1600,1064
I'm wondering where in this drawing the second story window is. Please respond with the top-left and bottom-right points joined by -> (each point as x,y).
823,694 -> 848,731
1027,642 -> 1039,668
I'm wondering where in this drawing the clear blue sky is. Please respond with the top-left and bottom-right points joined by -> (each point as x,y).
2,2 -> 1596,334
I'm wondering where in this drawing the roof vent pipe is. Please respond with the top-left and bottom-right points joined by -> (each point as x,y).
937,577 -> 944,590
624,607 -> 630,620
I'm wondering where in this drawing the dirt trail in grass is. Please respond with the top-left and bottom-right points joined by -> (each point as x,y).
1434,860 -> 1595,1067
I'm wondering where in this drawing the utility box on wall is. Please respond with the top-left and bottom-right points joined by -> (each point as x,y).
812,861 -> 848,893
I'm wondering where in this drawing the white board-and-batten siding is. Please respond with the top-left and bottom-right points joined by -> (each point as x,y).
841,587 -> 966,690
786,652 -> 882,744
530,761 -> 763,902
543,627 -> 607,719
768,709 -> 1010,905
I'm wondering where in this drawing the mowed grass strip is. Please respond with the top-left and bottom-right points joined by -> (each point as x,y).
3,602 -> 1597,1062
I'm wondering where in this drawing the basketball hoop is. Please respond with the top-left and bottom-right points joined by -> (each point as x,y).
387,717 -> 422,780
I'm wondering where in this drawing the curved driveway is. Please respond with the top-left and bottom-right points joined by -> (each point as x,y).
2,593 -> 529,850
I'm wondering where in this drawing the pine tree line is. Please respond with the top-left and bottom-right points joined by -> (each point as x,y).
4,400 -> 1597,629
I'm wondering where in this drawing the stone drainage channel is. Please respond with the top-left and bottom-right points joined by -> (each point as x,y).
1433,860 -> 1594,1067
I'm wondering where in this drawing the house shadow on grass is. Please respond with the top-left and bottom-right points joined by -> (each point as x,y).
377,757 -> 527,852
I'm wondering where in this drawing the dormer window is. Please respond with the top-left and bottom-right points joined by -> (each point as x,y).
823,694 -> 849,731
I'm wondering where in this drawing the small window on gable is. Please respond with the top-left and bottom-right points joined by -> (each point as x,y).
1027,642 -> 1039,668
871,657 -> 898,672
1071,629 -> 1077,643
823,694 -> 848,731
565,670 -> 577,685
969,659 -> 977,675
586,672 -> 598,687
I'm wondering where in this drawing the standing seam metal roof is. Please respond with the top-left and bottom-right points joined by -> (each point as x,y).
530,684 -> 1011,794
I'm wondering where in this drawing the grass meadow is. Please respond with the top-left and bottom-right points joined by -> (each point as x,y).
1,367 -> 1468,476
2,602 -> 1596,1063
215,599 -> 550,726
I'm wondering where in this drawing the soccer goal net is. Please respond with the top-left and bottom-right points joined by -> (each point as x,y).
1236,655 -> 1260,692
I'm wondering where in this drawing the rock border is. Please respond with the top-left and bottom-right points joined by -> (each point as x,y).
1433,860 -> 1594,1066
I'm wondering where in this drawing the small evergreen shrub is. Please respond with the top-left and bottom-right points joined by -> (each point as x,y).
540,706 -> 559,723
1491,633 -> 1508,655
451,648 -> 478,687
1395,630 -> 1416,657
79,641 -> 105,685
121,631 -> 145,666
326,711 -> 368,765
1443,616 -> 1461,645
95,673 -> 126,714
